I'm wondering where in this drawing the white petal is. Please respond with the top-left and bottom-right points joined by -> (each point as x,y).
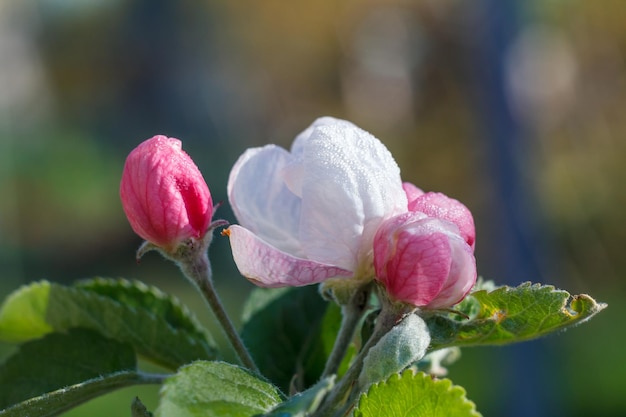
299,120 -> 407,271
291,117 -> 356,156
227,145 -> 302,256
285,117 -> 357,198
226,225 -> 353,288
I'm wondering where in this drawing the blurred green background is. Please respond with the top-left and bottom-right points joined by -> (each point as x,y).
0,1 -> 623,416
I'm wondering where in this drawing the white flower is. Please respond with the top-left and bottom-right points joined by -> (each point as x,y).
225,117 -> 407,287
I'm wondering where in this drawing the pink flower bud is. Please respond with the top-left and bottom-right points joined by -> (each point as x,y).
373,211 -> 476,309
406,188 -> 475,250
120,135 -> 213,252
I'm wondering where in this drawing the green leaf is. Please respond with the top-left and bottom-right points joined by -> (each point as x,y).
0,280 -> 217,370
449,278 -> 495,321
0,328 -> 151,415
240,286 -> 329,393
0,281 -> 53,341
241,287 -> 291,325
156,361 -> 282,417
359,314 -> 430,389
426,282 -> 607,349
354,370 -> 481,417
76,278 -> 211,345
0,371 -> 150,417
261,376 -> 335,417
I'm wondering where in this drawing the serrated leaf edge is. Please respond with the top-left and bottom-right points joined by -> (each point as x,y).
356,370 -> 481,417
159,361 -> 283,414
0,370 -> 145,417
471,282 -> 607,326
56,283 -> 217,368
428,282 -> 607,350
76,277 -> 213,343
3,280 -> 217,370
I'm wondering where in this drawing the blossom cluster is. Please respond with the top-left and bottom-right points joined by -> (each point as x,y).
120,117 -> 477,309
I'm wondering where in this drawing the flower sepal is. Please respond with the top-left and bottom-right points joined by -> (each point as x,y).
136,219 -> 229,264
319,272 -> 375,306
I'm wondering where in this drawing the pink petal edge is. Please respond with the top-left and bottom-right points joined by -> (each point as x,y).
225,225 -> 353,288
402,182 -> 425,209
409,191 -> 475,249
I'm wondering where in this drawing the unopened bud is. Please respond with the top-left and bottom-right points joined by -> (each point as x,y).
120,135 -> 213,255
373,211 -> 476,309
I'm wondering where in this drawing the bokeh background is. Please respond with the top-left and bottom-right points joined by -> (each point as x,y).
0,1 -> 624,416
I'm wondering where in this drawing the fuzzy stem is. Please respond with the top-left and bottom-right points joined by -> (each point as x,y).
321,283 -> 372,379
314,306 -> 404,417
136,371 -> 171,384
179,252 -> 259,373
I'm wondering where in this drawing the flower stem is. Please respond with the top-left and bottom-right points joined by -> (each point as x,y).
321,282 -> 372,379
314,306 -> 405,417
179,252 -> 259,374
136,371 -> 171,385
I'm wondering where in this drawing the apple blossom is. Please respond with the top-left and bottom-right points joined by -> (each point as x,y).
120,135 -> 213,253
373,211 -> 476,309
225,117 -> 408,288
